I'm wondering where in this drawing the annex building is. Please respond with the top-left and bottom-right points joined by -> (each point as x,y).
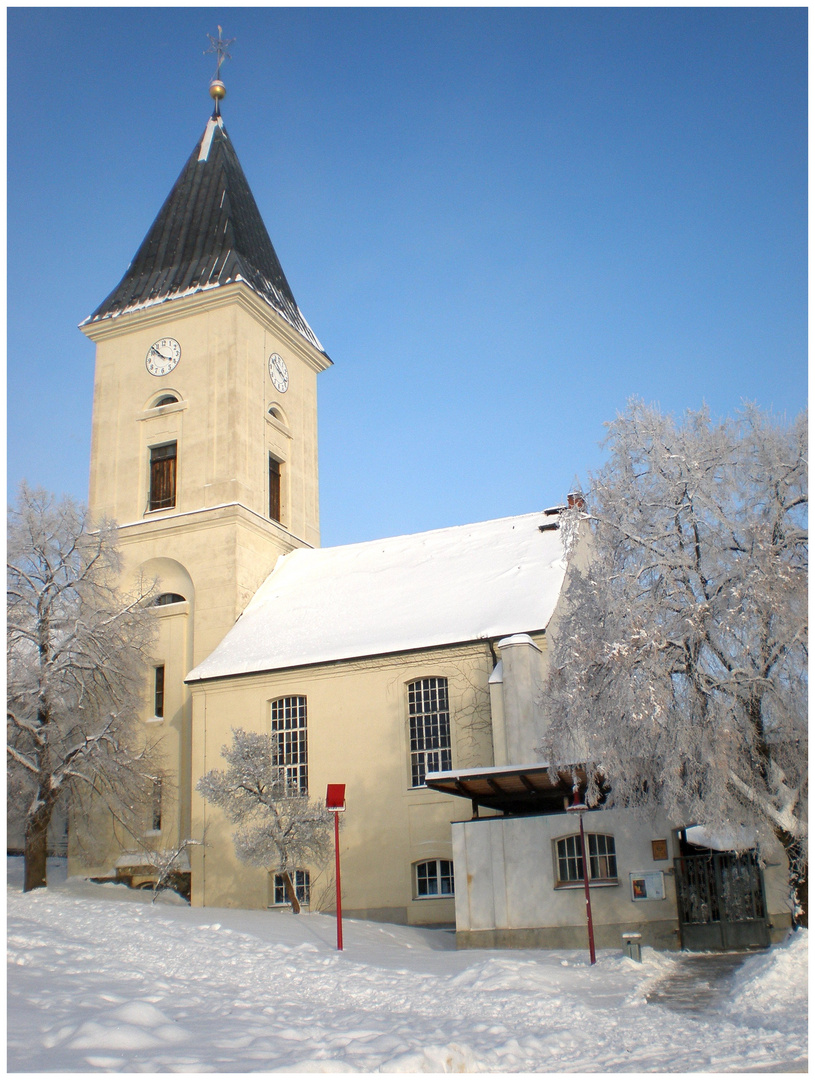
72,84 -> 793,950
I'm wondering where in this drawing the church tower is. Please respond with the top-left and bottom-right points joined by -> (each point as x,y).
80,74 -> 330,872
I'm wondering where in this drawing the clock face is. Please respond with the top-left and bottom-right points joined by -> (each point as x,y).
146,338 -> 181,377
269,353 -> 289,393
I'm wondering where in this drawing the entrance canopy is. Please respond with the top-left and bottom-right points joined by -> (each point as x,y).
425,763 -> 588,816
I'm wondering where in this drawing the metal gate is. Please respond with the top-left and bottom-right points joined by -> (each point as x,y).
674,851 -> 770,951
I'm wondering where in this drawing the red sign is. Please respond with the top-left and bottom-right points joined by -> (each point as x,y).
326,784 -> 346,812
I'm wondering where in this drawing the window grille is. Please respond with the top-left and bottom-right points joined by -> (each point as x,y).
415,859 -> 455,897
270,696 -> 308,794
408,677 -> 451,787
556,833 -> 617,884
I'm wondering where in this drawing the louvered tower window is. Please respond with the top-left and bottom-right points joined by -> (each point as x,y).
269,456 -> 281,522
149,442 -> 177,511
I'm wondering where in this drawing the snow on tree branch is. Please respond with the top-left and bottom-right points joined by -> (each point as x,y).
7,483 -> 160,892
540,400 -> 808,923
197,728 -> 333,913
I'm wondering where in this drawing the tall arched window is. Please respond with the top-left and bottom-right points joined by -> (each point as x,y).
270,696 -> 308,794
407,677 -> 451,787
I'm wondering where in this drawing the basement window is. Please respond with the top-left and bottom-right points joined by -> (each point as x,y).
271,869 -> 310,908
414,859 -> 454,898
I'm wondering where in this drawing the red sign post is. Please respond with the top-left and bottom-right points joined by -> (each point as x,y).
326,784 -> 346,952
567,782 -> 596,965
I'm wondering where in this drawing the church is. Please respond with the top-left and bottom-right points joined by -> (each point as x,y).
73,74 -> 793,950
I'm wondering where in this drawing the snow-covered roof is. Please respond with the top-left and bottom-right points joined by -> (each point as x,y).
186,511 -> 568,682
685,824 -> 758,853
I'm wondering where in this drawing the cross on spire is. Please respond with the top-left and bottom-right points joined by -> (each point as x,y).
206,26 -> 234,81
205,27 -> 234,115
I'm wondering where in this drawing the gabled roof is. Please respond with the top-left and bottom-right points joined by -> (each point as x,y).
186,511 -> 568,683
83,116 -> 326,356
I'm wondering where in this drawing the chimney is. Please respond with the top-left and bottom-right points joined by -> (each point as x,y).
567,491 -> 585,511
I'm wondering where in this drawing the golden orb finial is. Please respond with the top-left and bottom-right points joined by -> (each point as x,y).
205,27 -> 234,114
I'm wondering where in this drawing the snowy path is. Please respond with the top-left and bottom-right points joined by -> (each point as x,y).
7,859 -> 807,1073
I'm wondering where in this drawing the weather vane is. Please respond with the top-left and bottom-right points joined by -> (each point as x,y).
205,26 -> 235,115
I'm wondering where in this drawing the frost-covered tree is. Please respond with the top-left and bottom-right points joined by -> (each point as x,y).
542,401 -> 808,923
197,728 -> 333,913
7,484 -> 158,892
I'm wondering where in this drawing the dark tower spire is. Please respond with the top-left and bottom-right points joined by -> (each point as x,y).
82,45 -> 326,356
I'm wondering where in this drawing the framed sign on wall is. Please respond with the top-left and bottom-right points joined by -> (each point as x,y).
630,871 -> 665,901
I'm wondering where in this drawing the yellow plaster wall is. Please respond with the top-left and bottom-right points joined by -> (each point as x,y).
75,284 -> 329,883
84,285 -> 326,545
189,642 -> 499,924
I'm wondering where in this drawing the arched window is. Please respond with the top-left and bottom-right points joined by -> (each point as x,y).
153,592 -> 186,606
154,394 -> 178,407
555,834 -> 617,885
271,869 -> 310,908
270,696 -> 308,794
414,859 -> 454,898
407,677 -> 451,787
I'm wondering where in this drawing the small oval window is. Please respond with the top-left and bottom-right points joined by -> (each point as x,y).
153,593 -> 185,606
155,395 -> 178,407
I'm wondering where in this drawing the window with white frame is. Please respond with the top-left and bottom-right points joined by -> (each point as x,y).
270,696 -> 308,794
555,833 -> 617,885
272,869 -> 310,907
414,859 -> 454,898
408,677 -> 451,787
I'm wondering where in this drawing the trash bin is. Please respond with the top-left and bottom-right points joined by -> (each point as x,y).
622,932 -> 642,962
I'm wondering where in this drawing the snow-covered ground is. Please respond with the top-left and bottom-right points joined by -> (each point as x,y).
7,858 -> 807,1073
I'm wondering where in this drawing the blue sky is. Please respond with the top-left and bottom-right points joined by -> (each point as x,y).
8,7 -> 807,547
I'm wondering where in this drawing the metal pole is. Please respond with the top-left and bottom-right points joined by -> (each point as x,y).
578,810 -> 597,965
334,810 -> 343,952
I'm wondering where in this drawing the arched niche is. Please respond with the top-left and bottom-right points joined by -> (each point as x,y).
137,557 -> 195,607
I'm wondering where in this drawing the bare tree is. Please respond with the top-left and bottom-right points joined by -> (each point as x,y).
541,401 -> 808,923
197,728 -> 333,913
139,835 -> 202,903
7,484 -> 159,891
